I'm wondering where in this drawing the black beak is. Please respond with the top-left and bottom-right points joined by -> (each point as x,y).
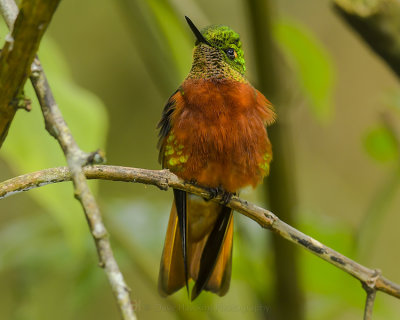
185,16 -> 211,46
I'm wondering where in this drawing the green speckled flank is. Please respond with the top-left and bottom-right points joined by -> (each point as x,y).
168,154 -> 189,167
187,24 -> 247,82
164,131 -> 189,170
259,152 -> 272,175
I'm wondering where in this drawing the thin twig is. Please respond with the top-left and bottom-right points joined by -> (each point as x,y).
0,1 -> 136,318
31,73 -> 136,320
362,269 -> 380,320
0,0 -> 60,146
1,165 -> 400,302
363,284 -> 377,320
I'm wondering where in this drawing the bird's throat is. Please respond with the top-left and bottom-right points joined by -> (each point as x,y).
187,44 -> 246,83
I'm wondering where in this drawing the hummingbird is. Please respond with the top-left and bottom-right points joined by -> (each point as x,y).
157,16 -> 275,301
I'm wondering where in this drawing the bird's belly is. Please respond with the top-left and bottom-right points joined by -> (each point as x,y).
169,79 -> 271,192
176,117 -> 267,192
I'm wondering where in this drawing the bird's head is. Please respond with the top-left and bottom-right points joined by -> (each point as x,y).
185,16 -> 246,77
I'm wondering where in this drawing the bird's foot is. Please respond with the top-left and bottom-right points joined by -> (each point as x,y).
203,186 -> 234,205
220,190 -> 234,205
204,186 -> 220,200
188,180 -> 234,205
186,180 -> 220,201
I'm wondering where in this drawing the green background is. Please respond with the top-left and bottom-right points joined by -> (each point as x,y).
0,0 -> 399,319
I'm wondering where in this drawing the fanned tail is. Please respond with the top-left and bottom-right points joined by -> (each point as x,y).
158,193 -> 233,300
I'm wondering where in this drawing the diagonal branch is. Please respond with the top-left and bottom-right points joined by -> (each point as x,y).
0,0 -> 60,147
30,71 -> 136,320
1,165 -> 400,303
0,1 -> 136,319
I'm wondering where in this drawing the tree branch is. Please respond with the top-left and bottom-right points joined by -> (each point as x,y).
0,0 -> 60,146
333,0 -> 400,78
0,1 -> 136,318
1,165 -> 400,303
31,72 -> 136,320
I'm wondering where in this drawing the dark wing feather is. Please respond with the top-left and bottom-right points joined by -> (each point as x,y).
173,189 -> 189,295
156,89 -> 179,165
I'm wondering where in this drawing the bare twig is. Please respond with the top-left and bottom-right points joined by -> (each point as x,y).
363,284 -> 377,320
31,73 -> 135,320
0,0 -> 60,146
1,165 -> 400,303
362,269 -> 380,320
333,0 -> 400,78
0,1 -> 136,318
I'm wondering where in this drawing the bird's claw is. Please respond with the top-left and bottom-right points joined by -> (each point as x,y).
188,180 -> 234,205
204,187 -> 220,200
187,180 -> 221,201
220,191 -> 233,205
204,187 -> 233,205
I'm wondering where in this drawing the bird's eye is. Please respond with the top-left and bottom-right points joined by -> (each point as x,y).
225,48 -> 236,59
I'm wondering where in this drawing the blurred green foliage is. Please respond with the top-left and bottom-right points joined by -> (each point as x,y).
357,96 -> 400,263
273,19 -> 335,122
0,35 -> 108,253
0,0 -> 399,319
147,0 -> 192,79
364,125 -> 399,163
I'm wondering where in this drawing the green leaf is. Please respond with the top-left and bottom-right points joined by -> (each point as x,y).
146,0 -> 192,79
273,19 -> 335,122
363,125 -> 399,163
0,38 -> 108,254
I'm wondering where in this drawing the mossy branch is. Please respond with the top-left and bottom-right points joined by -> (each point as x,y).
0,1 -> 136,318
0,0 -> 61,146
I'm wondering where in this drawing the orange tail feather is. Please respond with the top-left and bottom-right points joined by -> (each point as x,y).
159,196 -> 233,298
158,201 -> 186,296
